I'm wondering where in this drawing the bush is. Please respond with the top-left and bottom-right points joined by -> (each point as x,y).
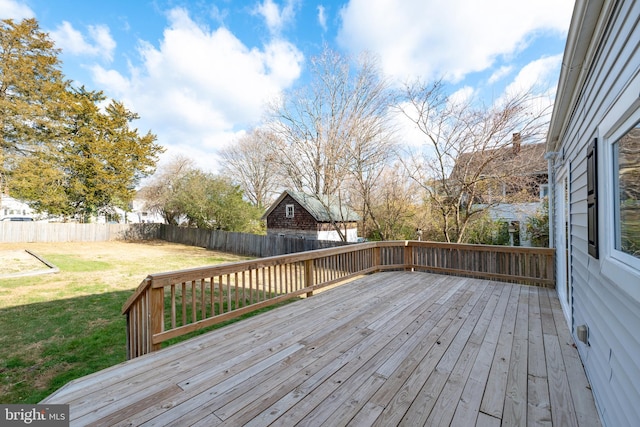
526,199 -> 549,247
464,214 -> 511,245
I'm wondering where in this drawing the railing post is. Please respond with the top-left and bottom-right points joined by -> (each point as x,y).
548,251 -> 556,288
373,245 -> 381,271
305,259 -> 315,297
149,285 -> 164,353
404,241 -> 413,271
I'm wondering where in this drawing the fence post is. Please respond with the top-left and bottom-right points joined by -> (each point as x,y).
305,259 -> 315,297
149,285 -> 164,353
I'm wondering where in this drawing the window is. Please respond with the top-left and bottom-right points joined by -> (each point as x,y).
598,82 -> 640,288
285,204 -> 294,218
613,121 -> 640,259
540,184 -> 550,200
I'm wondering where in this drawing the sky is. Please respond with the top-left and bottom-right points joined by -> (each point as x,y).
2,0 -> 575,173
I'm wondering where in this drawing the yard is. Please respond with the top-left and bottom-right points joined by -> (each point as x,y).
0,241 -> 251,404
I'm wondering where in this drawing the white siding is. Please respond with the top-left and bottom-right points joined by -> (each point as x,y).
317,227 -> 358,242
552,1 -> 640,426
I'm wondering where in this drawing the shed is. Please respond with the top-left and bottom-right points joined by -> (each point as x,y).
261,190 -> 360,242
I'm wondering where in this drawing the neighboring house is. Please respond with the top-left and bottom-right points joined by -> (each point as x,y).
122,199 -> 165,224
262,190 -> 360,242
0,195 -> 36,221
546,1 -> 640,426
452,135 -> 548,245
0,194 -> 163,224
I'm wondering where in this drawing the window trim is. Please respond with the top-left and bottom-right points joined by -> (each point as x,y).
285,204 -> 294,218
601,99 -> 640,276
609,118 -> 640,268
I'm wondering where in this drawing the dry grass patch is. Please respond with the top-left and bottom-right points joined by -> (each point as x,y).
0,240 -> 250,404
0,250 -> 48,276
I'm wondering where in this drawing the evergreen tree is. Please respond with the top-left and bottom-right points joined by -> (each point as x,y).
1,19 -> 163,220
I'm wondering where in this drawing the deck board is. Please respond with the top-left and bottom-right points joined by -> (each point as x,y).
42,272 -> 600,426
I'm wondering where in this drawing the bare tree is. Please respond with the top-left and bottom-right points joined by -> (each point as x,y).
219,128 -> 280,209
137,155 -> 195,224
361,162 -> 420,240
267,46 -> 396,241
400,81 -> 551,243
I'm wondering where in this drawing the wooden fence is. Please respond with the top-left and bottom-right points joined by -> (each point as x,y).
0,222 -> 161,243
0,223 -> 341,257
159,225 -> 345,257
122,240 -> 555,359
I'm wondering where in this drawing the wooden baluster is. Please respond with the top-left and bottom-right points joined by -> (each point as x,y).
171,285 -> 176,329
305,259 -> 314,297
218,275 -> 223,314
200,279 -> 206,320
181,282 -> 187,326
209,277 -> 214,317
149,286 -> 164,353
191,280 -> 197,322
248,269 -> 253,305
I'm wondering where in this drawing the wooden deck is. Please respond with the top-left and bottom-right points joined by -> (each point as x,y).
43,272 -> 600,426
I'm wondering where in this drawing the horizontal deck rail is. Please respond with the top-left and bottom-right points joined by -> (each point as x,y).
122,241 -> 554,359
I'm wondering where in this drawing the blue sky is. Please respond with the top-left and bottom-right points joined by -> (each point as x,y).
2,0 -> 574,172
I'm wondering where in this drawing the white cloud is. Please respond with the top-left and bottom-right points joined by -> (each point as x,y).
91,7 -> 303,173
89,25 -> 117,61
0,0 -> 33,20
337,0 -> 573,82
253,0 -> 298,36
449,86 -> 475,107
208,5 -> 228,25
489,54 -> 563,130
317,5 -> 327,32
488,65 -> 513,85
50,21 -> 116,62
504,54 -> 563,97
393,102 -> 428,149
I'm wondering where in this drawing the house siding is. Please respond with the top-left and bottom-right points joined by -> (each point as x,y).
551,1 -> 640,426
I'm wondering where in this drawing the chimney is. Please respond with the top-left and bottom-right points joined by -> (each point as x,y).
512,132 -> 521,155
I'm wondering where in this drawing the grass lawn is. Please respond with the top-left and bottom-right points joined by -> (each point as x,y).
0,240 -> 253,404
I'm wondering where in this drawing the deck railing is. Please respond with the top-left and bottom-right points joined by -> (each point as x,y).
122,241 -> 554,359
